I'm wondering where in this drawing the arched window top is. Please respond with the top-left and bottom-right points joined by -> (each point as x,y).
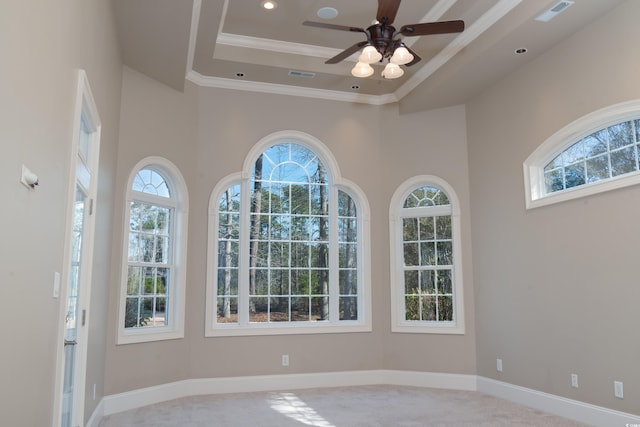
133,168 -> 171,198
524,99 -> 640,209
127,157 -> 189,209
403,186 -> 450,208
243,131 -> 341,185
254,143 -> 327,184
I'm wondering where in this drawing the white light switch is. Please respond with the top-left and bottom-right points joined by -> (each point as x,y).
53,272 -> 60,298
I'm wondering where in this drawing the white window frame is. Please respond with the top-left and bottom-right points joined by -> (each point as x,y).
117,156 -> 189,344
524,99 -> 640,209
205,130 -> 371,337
389,175 -> 465,334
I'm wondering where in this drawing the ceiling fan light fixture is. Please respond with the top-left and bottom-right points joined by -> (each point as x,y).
358,45 -> 382,64
390,45 -> 413,65
382,62 -> 404,79
351,61 -> 374,78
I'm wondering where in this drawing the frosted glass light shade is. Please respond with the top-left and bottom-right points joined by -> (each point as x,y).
358,45 -> 382,64
390,46 -> 413,65
351,61 -> 374,78
382,62 -> 404,79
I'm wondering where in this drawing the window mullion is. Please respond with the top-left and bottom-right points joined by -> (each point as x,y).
238,179 -> 251,326
328,187 -> 339,323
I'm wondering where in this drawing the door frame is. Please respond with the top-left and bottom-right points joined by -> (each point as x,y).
52,69 -> 101,427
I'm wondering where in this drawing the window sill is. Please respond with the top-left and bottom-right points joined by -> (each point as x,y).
392,322 -> 465,335
117,327 -> 184,345
206,322 -> 372,337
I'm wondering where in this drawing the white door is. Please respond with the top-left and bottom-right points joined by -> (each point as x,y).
61,183 -> 90,426
56,71 -> 101,427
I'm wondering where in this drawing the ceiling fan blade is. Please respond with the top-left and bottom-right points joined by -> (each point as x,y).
400,20 -> 465,36
403,45 -> 421,67
303,21 -> 365,34
376,0 -> 401,25
325,41 -> 369,64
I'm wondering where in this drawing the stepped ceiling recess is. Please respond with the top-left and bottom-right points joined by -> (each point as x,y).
114,0 -> 625,112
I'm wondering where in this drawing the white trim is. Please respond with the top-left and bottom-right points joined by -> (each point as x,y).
185,0 -> 201,78
477,377 -> 640,427
101,370 -> 477,416
389,175 -> 465,334
188,1 -> 522,105
396,0 -> 523,101
524,99 -> 640,209
96,372 -> 640,427
205,131 -> 372,337
216,32 -> 354,62
52,69 -> 101,427
85,399 -> 104,427
116,156 -> 189,345
186,70 -> 397,105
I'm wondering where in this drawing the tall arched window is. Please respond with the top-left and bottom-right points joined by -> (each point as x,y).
389,176 -> 465,334
524,100 -> 640,209
117,157 -> 189,344
206,131 -> 371,336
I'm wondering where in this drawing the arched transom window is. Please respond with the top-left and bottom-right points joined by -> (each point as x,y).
524,100 -> 640,209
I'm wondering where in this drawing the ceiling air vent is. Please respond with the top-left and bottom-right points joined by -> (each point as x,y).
288,70 -> 316,78
535,1 -> 574,22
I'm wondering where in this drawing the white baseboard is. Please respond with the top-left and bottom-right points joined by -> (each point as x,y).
85,398 -> 104,427
101,370 -> 476,416
96,371 -> 639,427
477,376 -> 640,427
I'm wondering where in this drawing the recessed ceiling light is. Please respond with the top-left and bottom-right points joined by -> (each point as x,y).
261,1 -> 277,11
317,7 -> 338,20
514,48 -> 528,55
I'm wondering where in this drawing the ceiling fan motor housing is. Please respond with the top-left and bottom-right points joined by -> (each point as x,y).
367,24 -> 398,59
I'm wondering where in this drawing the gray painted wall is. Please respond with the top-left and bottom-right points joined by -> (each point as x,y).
104,68 -> 476,394
467,0 -> 640,415
3,0 -> 640,425
0,0 -> 122,426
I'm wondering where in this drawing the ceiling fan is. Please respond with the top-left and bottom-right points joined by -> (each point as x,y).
303,0 -> 464,79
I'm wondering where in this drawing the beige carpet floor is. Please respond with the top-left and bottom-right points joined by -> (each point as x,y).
99,385 -> 588,426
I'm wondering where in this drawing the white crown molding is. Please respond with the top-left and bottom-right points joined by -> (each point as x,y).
186,70 -> 398,105
396,0 -> 524,100
216,32 -> 351,61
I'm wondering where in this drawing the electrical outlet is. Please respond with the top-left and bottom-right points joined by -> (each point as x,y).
571,374 -> 578,388
496,358 -> 503,372
281,354 -> 289,367
614,381 -> 623,399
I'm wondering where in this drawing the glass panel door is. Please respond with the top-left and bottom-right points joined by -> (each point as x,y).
61,186 -> 87,427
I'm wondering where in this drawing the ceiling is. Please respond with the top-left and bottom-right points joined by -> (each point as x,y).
114,0 -> 626,113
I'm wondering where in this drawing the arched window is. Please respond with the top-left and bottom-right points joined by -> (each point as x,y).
117,157 -> 189,344
206,131 -> 371,336
389,176 -> 464,334
524,100 -> 640,209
